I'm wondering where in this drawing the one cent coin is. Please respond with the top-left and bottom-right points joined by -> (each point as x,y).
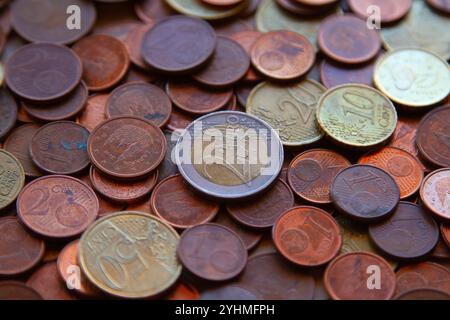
0,88 -> 17,140
0,216 -> 45,276
88,116 -> 166,180
73,34 -> 130,91
229,31 -> 262,83
178,223 -> 247,281
369,201 -> 439,260
420,168 -> 450,221
76,94 -> 108,132
324,252 -> 396,300
106,82 -> 172,128
416,105 -> 450,168
0,149 -> 25,211
141,15 -> 216,74
251,30 -> 315,80
151,174 -> 219,229
0,281 -> 42,300
359,147 -> 423,199
79,211 -> 182,299
320,58 -> 375,88
273,206 -> 342,267
396,288 -> 450,300
348,0 -> 412,23
17,175 -> 99,239
5,43 -> 82,102
318,14 -> 381,64
288,149 -> 350,204
30,121 -> 90,175
226,179 -> 294,229
331,165 -> 400,222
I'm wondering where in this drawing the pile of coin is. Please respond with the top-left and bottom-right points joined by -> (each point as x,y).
0,0 -> 449,300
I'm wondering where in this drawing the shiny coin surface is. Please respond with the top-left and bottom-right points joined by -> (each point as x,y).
420,168 -> 450,221
0,149 -> 25,211
0,89 -> 17,140
347,0 -> 411,24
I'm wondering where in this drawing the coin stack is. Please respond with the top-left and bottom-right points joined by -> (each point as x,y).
0,0 -> 449,301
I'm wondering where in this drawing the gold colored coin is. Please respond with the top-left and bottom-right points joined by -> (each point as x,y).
0,64 -> 4,86
247,79 -> 326,146
0,149 -> 25,211
316,84 -> 397,148
374,48 -> 449,108
165,0 -> 249,20
256,0 -> 341,51
381,0 -> 450,60
78,211 -> 181,299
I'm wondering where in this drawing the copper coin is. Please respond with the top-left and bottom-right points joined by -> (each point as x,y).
106,82 -> 172,128
276,0 -> 337,15
395,262 -> 450,296
251,30 -> 315,80
22,82 -> 88,122
166,282 -> 200,300
11,0 -> 95,44
324,252 -> 396,300
123,66 -> 157,84
273,206 -> 342,267
193,37 -> 250,88
212,19 -> 253,38
125,196 -> 154,215
417,105 -> 450,168
27,262 -> 77,300
296,0 -> 338,5
166,107 -> 197,132
73,34 -> 130,91
226,179 -> 294,229
288,149 -> 351,204
0,281 -> 42,300
396,288 -> 450,300
5,43 -> 82,102
178,223 -> 247,281
158,130 -> 180,182
359,147 -> 424,199
76,94 -> 108,132
124,23 -> 154,70
235,83 -> 255,107
90,166 -> 158,203
201,285 -> 258,300
17,102 -> 35,123
141,16 -> 216,74
330,165 -> 400,222
348,0 -> 412,23
17,175 -> 99,239
0,216 -> 45,276
30,121 -> 90,175
320,58 -> 375,88
369,202 -> 439,260
202,0 -> 244,6
134,0 -> 175,22
3,124 -> 43,178
0,88 -> 17,140
57,240 -> 100,298
318,14 -> 381,64
420,168 -> 450,221
151,174 -> 219,229
432,234 -> 450,260
427,0 -> 450,13
229,31 -> 262,83
88,116 -> 166,180
166,81 -> 233,114
443,224 -> 450,248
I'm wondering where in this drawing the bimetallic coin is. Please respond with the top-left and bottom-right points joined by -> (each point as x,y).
247,80 -> 325,146
374,49 -> 449,108
316,84 -> 397,148
176,111 -> 284,199
165,0 -> 250,20
79,211 -> 181,299
0,89 -> 17,140
0,149 -> 25,211
420,169 -> 450,221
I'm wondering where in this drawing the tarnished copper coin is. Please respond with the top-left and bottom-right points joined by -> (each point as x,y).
288,149 -> 351,204
135,0 -> 175,22
348,0 -> 412,23
178,223 -> 247,281
427,0 -> 450,13
273,206 -> 342,267
193,37 -> 250,88
443,224 -> 450,248
167,107 -> 197,132
202,0 -> 244,6
90,166 -> 158,204
106,82 -> 172,128
0,149 -> 25,211
420,168 -> 450,221
0,217 -> 45,276
318,14 -> 381,64
396,288 -> 450,300
88,116 -> 166,180
76,94 -> 109,132
229,31 -> 262,83
22,82 -> 88,122
123,23 -> 154,70
359,147 -> 424,199
0,88 -> 17,140
395,262 -> 450,296
17,175 -> 99,239
324,252 -> 396,300
0,281 -> 42,300
330,165 -> 400,222
417,105 -> 450,168
276,0 -> 337,16
226,179 -> 294,229
320,58 -> 375,88
5,43 -> 82,102
296,0 -> 338,5
30,121 -> 90,175
141,16 -> 216,74
251,30 -> 315,80
166,81 -> 233,114
3,124 -> 43,178
11,0 -> 96,44
73,34 -> 130,91
151,174 -> 219,229
369,202 -> 439,260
